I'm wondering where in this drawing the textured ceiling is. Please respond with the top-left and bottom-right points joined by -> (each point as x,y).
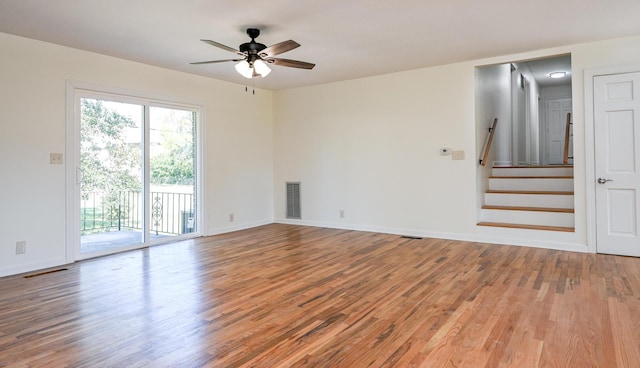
1,0 -> 639,90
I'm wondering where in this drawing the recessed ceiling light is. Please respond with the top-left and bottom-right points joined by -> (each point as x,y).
549,72 -> 566,79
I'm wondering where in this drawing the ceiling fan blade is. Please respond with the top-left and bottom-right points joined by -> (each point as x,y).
190,59 -> 243,65
200,39 -> 245,56
266,58 -> 315,70
260,40 -> 300,57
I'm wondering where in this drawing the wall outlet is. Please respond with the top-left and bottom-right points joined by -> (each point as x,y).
16,241 -> 26,255
50,153 -> 63,164
229,213 -> 234,222
339,210 -> 345,218
452,150 -> 465,160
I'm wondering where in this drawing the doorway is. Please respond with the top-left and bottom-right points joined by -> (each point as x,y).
67,85 -> 201,260
476,55 -> 572,167
545,98 -> 572,165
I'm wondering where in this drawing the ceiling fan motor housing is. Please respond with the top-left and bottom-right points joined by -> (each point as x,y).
240,29 -> 266,63
239,41 -> 267,54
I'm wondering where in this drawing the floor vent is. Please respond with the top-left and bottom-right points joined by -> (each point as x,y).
401,236 -> 423,240
286,182 -> 301,219
23,268 -> 69,278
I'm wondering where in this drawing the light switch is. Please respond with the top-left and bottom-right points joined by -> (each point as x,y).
452,150 -> 465,160
50,153 -> 63,164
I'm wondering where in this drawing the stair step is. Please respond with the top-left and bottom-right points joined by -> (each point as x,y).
493,165 -> 574,168
489,176 -> 573,179
482,205 -> 574,213
489,177 -> 574,191
486,190 -> 574,195
492,166 -> 573,177
477,222 -> 575,232
485,191 -> 574,208
480,208 -> 574,227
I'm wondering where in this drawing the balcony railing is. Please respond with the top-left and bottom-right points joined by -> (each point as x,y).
81,191 -> 195,236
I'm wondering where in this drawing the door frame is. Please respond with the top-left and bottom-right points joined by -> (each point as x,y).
65,80 -> 205,263
584,64 -> 640,254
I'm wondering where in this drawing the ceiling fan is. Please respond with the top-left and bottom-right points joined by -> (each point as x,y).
190,28 -> 315,78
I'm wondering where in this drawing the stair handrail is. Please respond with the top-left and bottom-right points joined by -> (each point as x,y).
563,112 -> 572,164
479,118 -> 498,166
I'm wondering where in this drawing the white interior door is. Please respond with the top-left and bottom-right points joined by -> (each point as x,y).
546,98 -> 572,165
594,72 -> 640,257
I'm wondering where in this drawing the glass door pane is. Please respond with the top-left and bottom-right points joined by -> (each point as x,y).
149,106 -> 197,238
80,98 -> 144,254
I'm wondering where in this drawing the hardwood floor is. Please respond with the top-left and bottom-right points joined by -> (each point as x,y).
1,224 -> 639,367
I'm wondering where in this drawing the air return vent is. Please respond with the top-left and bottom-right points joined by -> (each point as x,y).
286,182 -> 301,219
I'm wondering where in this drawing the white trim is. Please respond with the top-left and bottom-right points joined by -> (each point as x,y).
65,80 -> 206,262
208,219 -> 273,236
583,64 -> 640,254
274,218 -> 588,253
65,81 -> 79,263
0,257 -> 69,279
65,80 -> 207,108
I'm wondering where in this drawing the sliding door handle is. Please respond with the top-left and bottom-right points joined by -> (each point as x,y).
76,167 -> 83,185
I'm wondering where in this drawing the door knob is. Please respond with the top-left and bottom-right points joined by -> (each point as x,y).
597,177 -> 613,184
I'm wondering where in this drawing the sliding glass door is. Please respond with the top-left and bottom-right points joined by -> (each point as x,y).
71,89 -> 200,258
149,106 -> 197,239
79,98 -> 144,254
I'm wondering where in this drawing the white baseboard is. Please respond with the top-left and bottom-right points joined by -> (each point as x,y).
208,219 -> 273,236
274,218 -> 589,254
1,219 -> 587,279
0,257 -> 69,279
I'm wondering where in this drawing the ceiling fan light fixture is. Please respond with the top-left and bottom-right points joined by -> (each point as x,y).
549,71 -> 566,79
192,28 -> 314,79
253,59 -> 271,77
235,60 -> 253,78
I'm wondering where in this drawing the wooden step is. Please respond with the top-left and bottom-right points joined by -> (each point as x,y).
492,166 -> 573,177
477,222 -> 575,232
489,177 -> 574,191
485,190 -> 574,209
486,190 -> 574,195
489,176 -> 573,179
482,205 -> 574,213
494,165 -> 573,168
480,207 -> 574,227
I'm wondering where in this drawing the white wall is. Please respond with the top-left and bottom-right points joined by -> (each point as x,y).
476,64 -> 512,168
0,33 -> 274,277
475,64 -> 511,216
511,62 -> 541,166
273,34 -> 640,252
528,75 -> 541,165
541,84 -> 572,100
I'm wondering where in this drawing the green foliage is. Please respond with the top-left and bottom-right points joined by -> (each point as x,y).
150,110 -> 195,185
81,99 -> 142,226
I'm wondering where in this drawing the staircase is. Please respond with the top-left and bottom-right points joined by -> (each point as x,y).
477,166 -> 575,232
